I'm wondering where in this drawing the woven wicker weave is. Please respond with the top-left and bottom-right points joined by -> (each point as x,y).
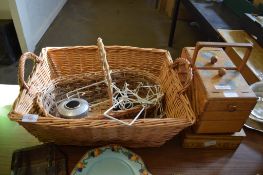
9,43 -> 195,147
36,70 -> 163,120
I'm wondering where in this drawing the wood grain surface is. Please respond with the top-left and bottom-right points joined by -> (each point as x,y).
60,128 -> 263,175
1,112 -> 263,175
1,85 -> 263,174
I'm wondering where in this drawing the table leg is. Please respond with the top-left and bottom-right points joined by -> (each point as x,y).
168,0 -> 181,47
155,0 -> 159,9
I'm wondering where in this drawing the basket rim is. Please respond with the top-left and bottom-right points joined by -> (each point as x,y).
8,111 -> 195,126
44,45 -> 169,54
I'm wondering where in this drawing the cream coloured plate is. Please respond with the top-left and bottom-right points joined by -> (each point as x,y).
250,81 -> 263,123
71,145 -> 151,175
251,99 -> 263,123
245,115 -> 263,132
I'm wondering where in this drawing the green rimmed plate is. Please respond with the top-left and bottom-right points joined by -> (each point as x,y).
71,145 -> 151,175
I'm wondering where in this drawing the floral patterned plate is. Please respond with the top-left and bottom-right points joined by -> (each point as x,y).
71,145 -> 151,175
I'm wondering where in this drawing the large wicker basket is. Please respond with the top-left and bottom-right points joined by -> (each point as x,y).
9,43 -> 195,147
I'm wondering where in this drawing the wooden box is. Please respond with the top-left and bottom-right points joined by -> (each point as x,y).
182,128 -> 246,149
181,42 -> 257,133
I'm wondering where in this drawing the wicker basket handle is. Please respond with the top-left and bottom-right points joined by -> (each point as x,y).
192,42 -> 253,71
18,52 -> 41,90
97,38 -> 113,105
171,57 -> 193,94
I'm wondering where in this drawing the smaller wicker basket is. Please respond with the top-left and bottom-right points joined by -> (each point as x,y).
36,69 -> 164,119
9,39 -> 195,147
36,39 -> 165,124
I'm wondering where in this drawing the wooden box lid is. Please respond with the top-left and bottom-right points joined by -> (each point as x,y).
197,69 -> 256,99
184,47 -> 235,68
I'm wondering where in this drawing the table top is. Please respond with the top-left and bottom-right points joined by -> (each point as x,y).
218,29 -> 263,81
1,84 -> 263,174
62,129 -> 263,175
183,0 -> 241,30
0,85 -> 40,175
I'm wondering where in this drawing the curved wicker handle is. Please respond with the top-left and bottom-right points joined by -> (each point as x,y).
171,57 -> 193,94
18,52 -> 41,90
97,38 -> 113,105
192,42 -> 253,71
